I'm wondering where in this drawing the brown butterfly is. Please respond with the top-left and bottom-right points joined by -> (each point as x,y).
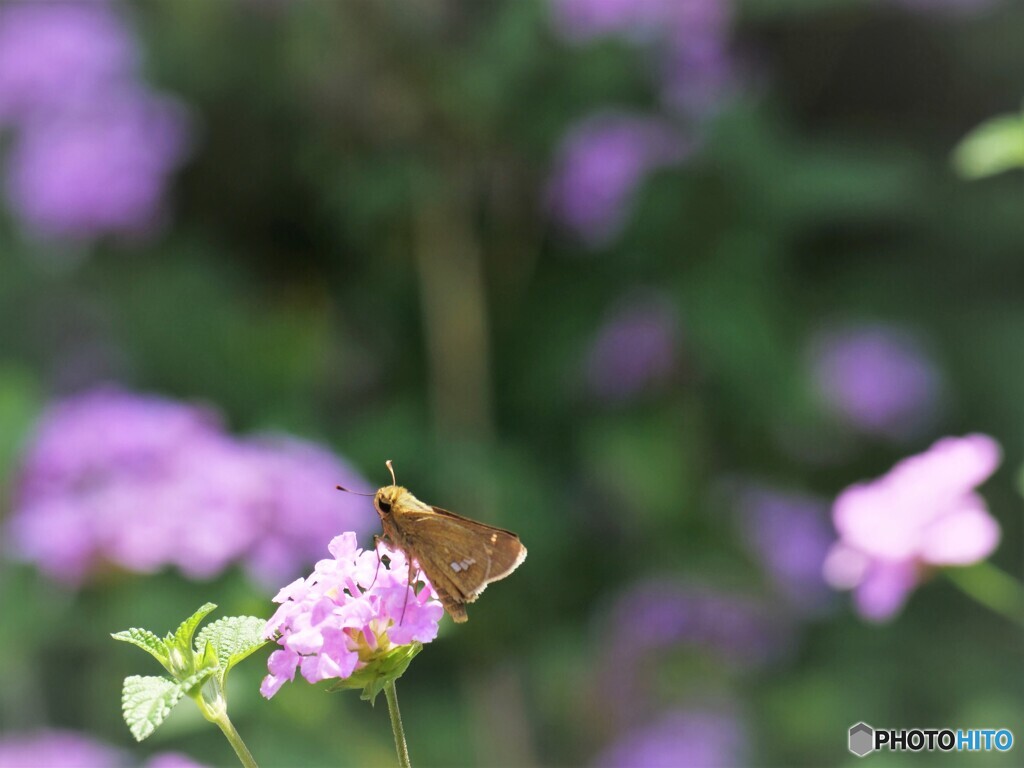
339,461 -> 527,622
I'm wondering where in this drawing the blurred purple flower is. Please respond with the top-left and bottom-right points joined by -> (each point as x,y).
735,486 -> 833,612
0,729 -> 125,768
599,580 -> 785,721
586,295 -> 678,400
549,0 -> 669,42
823,434 -> 1002,621
809,324 -> 942,439
606,581 -> 785,666
0,2 -> 137,123
261,532 -> 443,698
0,731 -> 208,768
547,112 -> 687,245
5,91 -> 190,242
594,709 -> 745,768
549,0 -> 736,117
661,36 -> 734,117
0,2 -> 192,244
6,388 -> 372,585
242,436 -> 376,587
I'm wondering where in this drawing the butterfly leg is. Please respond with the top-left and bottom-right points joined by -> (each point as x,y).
368,534 -> 386,590
400,556 -> 418,626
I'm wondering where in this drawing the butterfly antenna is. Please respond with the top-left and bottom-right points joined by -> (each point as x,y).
336,485 -> 375,497
385,459 -> 397,485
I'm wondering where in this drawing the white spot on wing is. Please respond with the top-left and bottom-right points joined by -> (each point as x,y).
451,561 -> 461,572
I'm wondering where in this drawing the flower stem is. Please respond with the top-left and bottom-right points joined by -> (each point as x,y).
384,680 -> 412,768
214,712 -> 260,768
945,561 -> 1024,629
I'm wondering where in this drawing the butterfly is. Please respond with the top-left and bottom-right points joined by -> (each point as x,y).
340,461 -> 526,622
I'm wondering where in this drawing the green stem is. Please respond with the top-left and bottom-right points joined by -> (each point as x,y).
384,680 -> 412,768
945,561 -> 1024,629
214,712 -> 260,768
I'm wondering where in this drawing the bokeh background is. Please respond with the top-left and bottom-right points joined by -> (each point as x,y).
0,0 -> 1022,766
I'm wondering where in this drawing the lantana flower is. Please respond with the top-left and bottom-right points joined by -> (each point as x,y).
261,532 -> 443,699
823,434 -> 1002,621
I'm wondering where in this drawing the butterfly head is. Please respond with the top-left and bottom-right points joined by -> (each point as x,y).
374,485 -> 403,518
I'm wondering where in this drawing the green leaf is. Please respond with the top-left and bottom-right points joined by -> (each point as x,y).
171,602 -> 218,651
953,114 -> 1024,179
327,642 -> 422,705
194,615 -> 268,679
111,628 -> 172,673
120,670 -> 210,742
197,639 -> 219,673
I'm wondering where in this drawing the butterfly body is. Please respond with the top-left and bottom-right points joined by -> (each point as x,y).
373,482 -> 527,623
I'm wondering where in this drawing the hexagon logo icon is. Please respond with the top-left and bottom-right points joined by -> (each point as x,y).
849,722 -> 875,757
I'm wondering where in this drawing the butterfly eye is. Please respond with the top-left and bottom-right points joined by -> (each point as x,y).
378,500 -> 392,513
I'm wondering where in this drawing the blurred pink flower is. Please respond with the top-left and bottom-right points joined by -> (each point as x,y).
0,730 -> 125,768
0,1 -> 192,244
0,2 -> 137,123
5,90 -> 190,242
0,730 -> 209,768
823,434 -> 1002,621
546,112 -> 687,245
260,532 -> 443,698
6,388 -> 372,585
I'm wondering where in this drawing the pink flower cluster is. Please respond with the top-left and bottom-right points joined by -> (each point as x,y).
6,388 -> 372,586
824,434 -> 1002,621
261,532 -> 443,698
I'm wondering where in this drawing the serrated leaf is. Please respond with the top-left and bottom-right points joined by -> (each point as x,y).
111,628 -> 171,673
172,603 -> 217,651
194,615 -> 268,678
953,114 -> 1024,179
120,669 -> 210,742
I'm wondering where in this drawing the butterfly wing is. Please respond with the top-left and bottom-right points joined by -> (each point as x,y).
392,505 -> 527,622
